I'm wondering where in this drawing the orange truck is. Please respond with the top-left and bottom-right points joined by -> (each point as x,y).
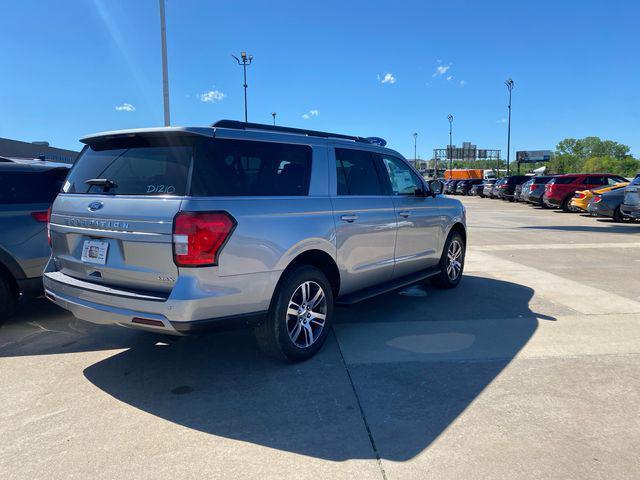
444,169 -> 485,180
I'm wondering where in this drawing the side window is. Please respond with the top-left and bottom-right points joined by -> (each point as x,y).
191,139 -> 312,196
335,149 -> 383,196
0,170 -> 67,204
379,155 -> 422,195
587,175 -> 607,186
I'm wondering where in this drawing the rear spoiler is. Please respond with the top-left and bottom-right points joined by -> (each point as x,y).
80,127 -> 215,145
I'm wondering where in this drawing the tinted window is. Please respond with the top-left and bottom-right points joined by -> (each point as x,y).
379,155 -> 422,195
587,175 -> 608,186
0,168 -> 68,204
534,176 -> 553,184
551,176 -> 578,185
192,139 -> 311,196
335,149 -> 382,195
64,137 -> 192,195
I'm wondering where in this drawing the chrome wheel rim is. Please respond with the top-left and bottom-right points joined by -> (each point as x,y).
446,239 -> 463,281
286,281 -> 327,348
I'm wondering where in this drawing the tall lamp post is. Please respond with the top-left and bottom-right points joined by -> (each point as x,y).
505,78 -> 514,177
413,132 -> 418,169
271,112 -> 277,126
232,51 -> 254,123
158,0 -> 170,126
447,114 -> 454,178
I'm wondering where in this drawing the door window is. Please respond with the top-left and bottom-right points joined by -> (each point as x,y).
379,155 -> 423,195
335,149 -> 383,195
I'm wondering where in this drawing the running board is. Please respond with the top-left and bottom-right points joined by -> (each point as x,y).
336,267 -> 441,305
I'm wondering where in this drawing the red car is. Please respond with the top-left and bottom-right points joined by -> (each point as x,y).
543,173 -> 627,212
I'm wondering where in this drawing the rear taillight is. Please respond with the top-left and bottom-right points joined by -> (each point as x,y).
592,196 -> 602,204
173,211 -> 236,267
31,208 -> 52,245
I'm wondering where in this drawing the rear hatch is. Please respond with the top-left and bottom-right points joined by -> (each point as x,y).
623,176 -> 640,207
50,134 -> 195,293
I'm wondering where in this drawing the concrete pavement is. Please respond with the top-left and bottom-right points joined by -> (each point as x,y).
1,196 -> 639,479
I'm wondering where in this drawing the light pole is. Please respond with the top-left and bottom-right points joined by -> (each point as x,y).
232,51 -> 253,123
447,114 -> 454,178
505,78 -> 514,177
413,132 -> 418,168
272,112 -> 277,126
158,0 -> 170,126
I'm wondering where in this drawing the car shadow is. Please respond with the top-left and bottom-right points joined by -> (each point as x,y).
520,224 -> 639,233
80,275 -> 543,462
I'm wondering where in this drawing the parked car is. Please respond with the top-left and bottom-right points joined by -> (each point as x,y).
587,188 -> 633,222
495,175 -> 531,201
515,179 -> 532,202
475,179 -> 496,198
526,176 -> 556,206
456,179 -> 484,195
571,182 -> 629,212
543,173 -> 627,212
445,179 -> 461,195
0,161 -> 70,322
489,178 -> 507,198
44,120 -> 467,361
620,174 -> 640,220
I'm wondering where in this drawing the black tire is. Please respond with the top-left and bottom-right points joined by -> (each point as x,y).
0,269 -> 18,325
255,265 -> 334,362
613,206 -> 629,223
561,196 -> 574,212
432,231 -> 465,289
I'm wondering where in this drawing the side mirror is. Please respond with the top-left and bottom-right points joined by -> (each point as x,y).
428,180 -> 444,196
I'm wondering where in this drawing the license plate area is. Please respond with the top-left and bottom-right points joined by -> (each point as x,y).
81,240 -> 109,265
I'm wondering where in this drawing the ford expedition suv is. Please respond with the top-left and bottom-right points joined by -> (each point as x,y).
44,121 -> 466,361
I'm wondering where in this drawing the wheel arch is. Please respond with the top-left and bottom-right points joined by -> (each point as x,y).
276,249 -> 341,299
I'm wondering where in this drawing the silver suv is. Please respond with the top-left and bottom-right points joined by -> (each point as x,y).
44,120 -> 466,360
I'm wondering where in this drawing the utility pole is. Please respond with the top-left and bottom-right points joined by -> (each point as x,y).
272,112 -> 277,125
448,114 -> 454,178
232,52 -> 254,123
505,78 -> 514,177
159,0 -> 170,126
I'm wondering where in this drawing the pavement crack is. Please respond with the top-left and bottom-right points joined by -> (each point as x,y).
333,330 -> 388,480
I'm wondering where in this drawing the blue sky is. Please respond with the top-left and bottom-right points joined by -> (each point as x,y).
1,0 -> 638,158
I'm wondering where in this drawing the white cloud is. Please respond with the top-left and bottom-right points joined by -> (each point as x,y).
496,118 -> 507,123
302,109 -> 319,120
115,103 -> 135,112
446,75 -> 453,81
459,80 -> 466,86
199,89 -> 226,103
379,72 -> 396,84
432,63 -> 452,77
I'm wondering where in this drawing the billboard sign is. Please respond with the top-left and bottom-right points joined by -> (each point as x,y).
516,150 -> 553,163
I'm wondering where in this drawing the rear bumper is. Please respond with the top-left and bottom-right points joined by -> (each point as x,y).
620,204 -> 640,219
587,202 -> 614,218
43,261 -> 278,335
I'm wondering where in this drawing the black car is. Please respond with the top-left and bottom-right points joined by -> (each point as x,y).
497,175 -> 531,201
445,180 -> 461,194
456,179 -> 484,195
475,179 -> 496,197
527,176 -> 556,206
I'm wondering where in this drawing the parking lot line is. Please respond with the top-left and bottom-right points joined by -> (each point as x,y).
473,242 -> 640,251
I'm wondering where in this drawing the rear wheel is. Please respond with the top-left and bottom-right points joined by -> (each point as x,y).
561,196 -> 574,212
613,206 -> 629,223
432,231 -> 465,289
0,269 -> 18,325
255,265 -> 333,361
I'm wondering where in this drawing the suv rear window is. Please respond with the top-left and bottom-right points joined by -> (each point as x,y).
549,176 -> 578,185
191,139 -> 311,196
0,168 -> 68,204
64,137 -> 192,196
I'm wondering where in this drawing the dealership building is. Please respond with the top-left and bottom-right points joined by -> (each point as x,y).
0,137 -> 79,164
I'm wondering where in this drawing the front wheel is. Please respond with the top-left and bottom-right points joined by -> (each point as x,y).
432,231 -> 465,289
255,265 -> 334,362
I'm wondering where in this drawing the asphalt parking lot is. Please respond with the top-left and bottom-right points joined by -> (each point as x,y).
2,197 -> 640,480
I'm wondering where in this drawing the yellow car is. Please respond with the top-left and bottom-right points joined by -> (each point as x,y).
571,182 -> 629,211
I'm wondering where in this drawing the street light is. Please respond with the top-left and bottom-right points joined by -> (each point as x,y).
413,132 -> 418,168
505,78 -> 514,177
232,51 -> 254,123
447,114 -> 454,178
272,112 -> 277,126
158,0 -> 170,126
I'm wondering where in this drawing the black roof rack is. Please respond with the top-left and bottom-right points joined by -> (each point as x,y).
212,119 -> 372,144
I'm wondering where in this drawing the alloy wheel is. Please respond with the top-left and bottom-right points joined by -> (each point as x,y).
286,281 -> 327,348
446,239 -> 463,281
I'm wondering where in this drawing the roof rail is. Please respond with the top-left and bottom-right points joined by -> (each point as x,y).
212,119 -> 372,144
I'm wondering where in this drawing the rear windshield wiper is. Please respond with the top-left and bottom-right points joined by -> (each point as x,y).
85,178 -> 118,189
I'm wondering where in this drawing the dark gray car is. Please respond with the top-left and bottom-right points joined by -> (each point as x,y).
0,161 -> 70,321
620,174 -> 640,220
586,187 -> 631,222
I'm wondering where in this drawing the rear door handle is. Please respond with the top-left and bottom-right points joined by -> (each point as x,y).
399,210 -> 411,218
340,214 -> 358,223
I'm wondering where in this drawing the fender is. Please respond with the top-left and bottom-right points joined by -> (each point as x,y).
0,245 -> 26,281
